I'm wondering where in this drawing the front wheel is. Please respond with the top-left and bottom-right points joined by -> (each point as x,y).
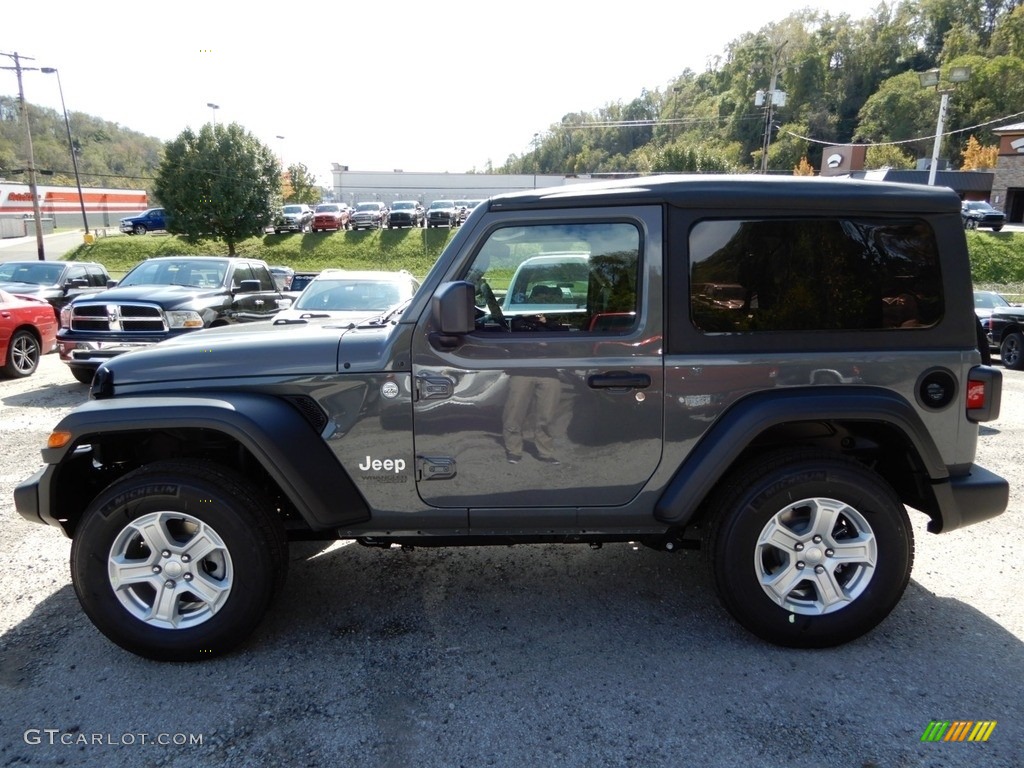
133,224 -> 147,235
70,460 -> 287,661
69,366 -> 95,385
1000,330 -> 1024,370
3,329 -> 41,378
704,449 -> 912,648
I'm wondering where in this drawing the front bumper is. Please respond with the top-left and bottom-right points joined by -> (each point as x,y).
58,340 -> 155,367
350,218 -> 382,229
14,466 -> 51,529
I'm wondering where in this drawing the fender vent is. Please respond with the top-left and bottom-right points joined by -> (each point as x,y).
284,395 -> 329,434
916,369 -> 957,410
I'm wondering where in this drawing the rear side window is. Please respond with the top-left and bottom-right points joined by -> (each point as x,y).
690,218 -> 943,333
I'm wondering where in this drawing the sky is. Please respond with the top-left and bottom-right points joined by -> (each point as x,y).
3,0 -> 886,186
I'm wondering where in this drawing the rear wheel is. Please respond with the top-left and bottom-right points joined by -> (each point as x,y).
1001,330 -> 1024,369
3,329 -> 41,378
704,449 -> 912,648
70,460 -> 287,661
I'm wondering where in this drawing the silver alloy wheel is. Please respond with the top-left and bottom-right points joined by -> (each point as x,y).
107,511 -> 234,629
9,331 -> 40,375
754,497 -> 877,615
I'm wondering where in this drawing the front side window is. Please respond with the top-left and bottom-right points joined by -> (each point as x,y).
461,222 -> 641,333
690,218 -> 943,333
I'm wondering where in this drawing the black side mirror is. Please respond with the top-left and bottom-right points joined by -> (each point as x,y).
431,281 -> 475,335
237,279 -> 262,293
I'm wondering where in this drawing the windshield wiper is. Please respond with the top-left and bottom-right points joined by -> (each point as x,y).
366,299 -> 412,326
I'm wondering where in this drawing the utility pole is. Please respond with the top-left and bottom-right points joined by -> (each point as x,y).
1,51 -> 46,260
757,41 -> 788,174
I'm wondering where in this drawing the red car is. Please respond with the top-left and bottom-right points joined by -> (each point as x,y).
0,289 -> 57,378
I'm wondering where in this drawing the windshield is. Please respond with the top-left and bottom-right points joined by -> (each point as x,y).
282,205 -> 304,214
0,262 -> 64,285
975,292 -> 1010,309
429,201 -> 455,209
964,202 -> 996,212
356,203 -> 381,211
295,279 -> 408,311
315,204 -> 339,213
120,259 -> 227,288
392,202 -> 414,210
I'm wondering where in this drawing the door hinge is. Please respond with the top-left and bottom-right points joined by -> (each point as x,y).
414,373 -> 455,401
417,456 -> 457,480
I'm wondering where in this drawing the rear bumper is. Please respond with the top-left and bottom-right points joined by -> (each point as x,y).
930,464 -> 1009,533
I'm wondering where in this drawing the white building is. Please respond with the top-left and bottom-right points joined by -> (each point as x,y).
330,166 -> 585,206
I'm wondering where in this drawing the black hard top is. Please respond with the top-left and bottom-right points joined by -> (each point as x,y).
488,174 -> 962,214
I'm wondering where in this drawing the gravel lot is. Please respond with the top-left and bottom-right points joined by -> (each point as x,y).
1,353 -> 1021,767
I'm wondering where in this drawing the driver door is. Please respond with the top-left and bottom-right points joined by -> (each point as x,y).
411,208 -> 664,517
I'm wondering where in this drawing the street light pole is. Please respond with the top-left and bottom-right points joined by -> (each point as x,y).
918,66 -> 971,187
41,67 -> 90,240
207,102 -> 220,126
926,91 -> 950,187
1,50 -> 45,260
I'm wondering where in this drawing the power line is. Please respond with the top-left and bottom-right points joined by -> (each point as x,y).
781,109 -> 1024,147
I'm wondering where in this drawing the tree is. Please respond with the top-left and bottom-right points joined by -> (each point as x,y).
154,123 -> 280,256
865,143 -> 916,169
961,135 -> 999,169
285,162 -> 319,205
793,156 -> 816,175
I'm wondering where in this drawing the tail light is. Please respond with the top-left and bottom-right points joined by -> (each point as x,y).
966,366 -> 1002,422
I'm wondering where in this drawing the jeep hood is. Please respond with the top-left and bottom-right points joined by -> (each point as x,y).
98,321 -> 398,386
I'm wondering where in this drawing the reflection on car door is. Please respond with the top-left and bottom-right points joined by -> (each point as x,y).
230,262 -> 285,321
411,208 -> 664,520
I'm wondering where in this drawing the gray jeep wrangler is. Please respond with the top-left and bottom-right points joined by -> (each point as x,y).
14,175 -> 1008,661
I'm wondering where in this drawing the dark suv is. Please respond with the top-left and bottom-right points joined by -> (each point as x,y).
15,175 -> 1007,661
56,256 -> 289,383
0,260 -> 111,319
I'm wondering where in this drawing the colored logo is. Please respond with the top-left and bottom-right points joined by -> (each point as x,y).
920,721 -> 996,742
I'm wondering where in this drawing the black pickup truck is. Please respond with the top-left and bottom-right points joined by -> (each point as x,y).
56,256 -> 290,383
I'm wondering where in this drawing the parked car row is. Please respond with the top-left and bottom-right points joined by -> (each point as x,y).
2,253 -> 419,382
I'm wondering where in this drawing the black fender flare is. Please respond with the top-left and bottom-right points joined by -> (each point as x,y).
44,393 -> 369,531
654,387 -> 946,526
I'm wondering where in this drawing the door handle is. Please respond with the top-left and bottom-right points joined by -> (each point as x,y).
588,372 -> 652,390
